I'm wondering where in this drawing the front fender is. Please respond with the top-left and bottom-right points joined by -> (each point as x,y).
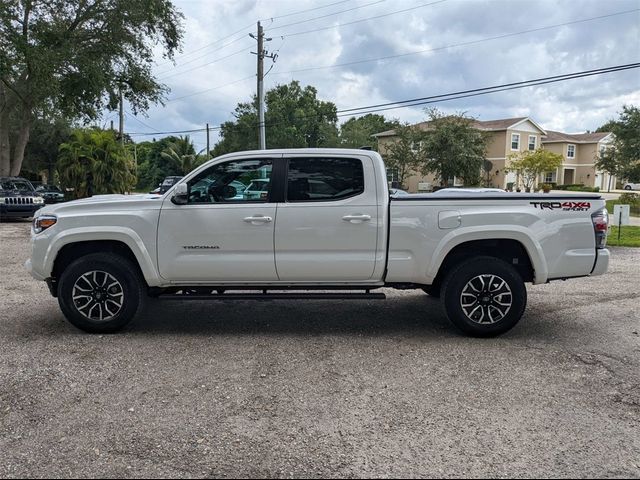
427,226 -> 548,284
38,227 -> 163,287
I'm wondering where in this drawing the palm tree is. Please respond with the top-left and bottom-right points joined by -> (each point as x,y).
58,129 -> 136,198
160,135 -> 198,175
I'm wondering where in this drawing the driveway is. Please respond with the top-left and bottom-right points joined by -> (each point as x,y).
1,221 -> 639,478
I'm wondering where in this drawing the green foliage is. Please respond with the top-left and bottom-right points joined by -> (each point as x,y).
419,109 -> 490,186
136,136 -> 185,190
57,129 -> 136,198
596,105 -> 640,183
0,0 -> 184,176
213,81 -> 339,156
20,117 -> 72,181
339,114 -> 399,150
383,123 -> 426,189
506,148 -> 564,192
608,226 -> 640,247
159,136 -> 198,175
607,193 -> 640,218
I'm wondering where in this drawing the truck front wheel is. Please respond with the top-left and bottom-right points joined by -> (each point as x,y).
441,256 -> 526,337
57,253 -> 144,333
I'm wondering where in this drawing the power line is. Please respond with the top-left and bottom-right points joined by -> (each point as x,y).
154,0 -> 357,70
265,0 -> 388,32
261,0 -> 353,22
127,63 -> 640,136
166,74 -> 255,102
124,111 -> 160,133
271,8 -> 640,76
335,63 -> 640,117
158,46 -> 253,80
155,23 -> 255,69
277,0 -> 448,37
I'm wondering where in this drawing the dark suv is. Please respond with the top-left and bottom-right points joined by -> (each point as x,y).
0,177 -> 45,219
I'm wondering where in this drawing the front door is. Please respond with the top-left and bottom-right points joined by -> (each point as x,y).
563,168 -> 575,185
274,155 -> 380,282
157,157 -> 279,282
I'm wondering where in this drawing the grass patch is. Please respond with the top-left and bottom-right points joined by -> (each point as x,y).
608,225 -> 640,247
606,199 -> 640,217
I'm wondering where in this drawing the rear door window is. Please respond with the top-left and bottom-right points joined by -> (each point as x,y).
286,158 -> 364,202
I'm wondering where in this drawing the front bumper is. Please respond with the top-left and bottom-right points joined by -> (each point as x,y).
1,204 -> 42,218
591,248 -> 610,276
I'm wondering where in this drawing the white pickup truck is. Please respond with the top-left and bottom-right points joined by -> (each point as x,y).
27,149 -> 610,336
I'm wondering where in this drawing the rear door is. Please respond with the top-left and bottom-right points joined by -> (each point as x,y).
274,155 -> 380,282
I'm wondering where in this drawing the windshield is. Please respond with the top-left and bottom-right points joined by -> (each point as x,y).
0,180 -> 34,192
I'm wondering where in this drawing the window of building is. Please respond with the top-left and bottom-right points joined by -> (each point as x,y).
528,135 -> 537,151
567,144 -> 576,158
286,157 -> 364,202
386,167 -> 399,186
511,133 -> 520,150
544,171 -> 556,183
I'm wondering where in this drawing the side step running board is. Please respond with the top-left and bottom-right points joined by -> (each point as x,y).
159,292 -> 386,301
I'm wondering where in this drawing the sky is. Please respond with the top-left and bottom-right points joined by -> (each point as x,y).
116,0 -> 640,152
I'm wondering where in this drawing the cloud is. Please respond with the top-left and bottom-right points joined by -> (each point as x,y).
123,0 -> 640,144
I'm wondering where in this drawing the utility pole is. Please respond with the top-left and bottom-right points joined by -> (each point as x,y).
119,87 -> 124,147
206,123 -> 210,160
251,22 -> 276,150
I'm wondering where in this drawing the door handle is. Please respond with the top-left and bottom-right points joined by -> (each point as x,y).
243,215 -> 273,224
342,214 -> 372,224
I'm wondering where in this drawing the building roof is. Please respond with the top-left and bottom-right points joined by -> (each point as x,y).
373,116 -> 545,137
542,130 -> 612,144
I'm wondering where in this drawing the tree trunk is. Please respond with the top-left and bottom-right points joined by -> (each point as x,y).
10,106 -> 32,176
0,85 -> 11,176
0,112 -> 10,176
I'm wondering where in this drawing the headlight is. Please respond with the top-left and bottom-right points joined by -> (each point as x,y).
33,197 -> 44,204
33,215 -> 57,234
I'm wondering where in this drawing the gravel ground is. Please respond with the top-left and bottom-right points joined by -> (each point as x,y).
1,220 -> 639,478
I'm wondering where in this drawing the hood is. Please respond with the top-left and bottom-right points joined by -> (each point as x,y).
0,189 -> 40,197
36,193 -> 163,217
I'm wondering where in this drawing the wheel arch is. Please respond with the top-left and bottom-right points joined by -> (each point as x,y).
46,228 -> 162,287
429,238 -> 541,293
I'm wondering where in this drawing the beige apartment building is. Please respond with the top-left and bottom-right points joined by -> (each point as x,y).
374,116 -> 615,192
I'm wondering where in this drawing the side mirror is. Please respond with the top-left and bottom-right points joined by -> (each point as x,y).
171,183 -> 189,205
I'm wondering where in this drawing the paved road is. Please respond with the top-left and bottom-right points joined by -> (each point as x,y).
1,221 -> 639,478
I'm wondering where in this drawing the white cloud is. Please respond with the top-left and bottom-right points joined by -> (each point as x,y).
123,0 -> 640,144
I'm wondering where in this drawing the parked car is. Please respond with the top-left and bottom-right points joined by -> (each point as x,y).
150,176 -> 183,195
243,178 -> 270,200
0,177 -> 44,219
27,149 -> 610,337
35,185 -> 66,204
389,188 -> 409,196
623,182 -> 640,191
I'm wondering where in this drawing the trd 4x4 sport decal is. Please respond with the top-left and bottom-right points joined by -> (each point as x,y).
530,201 -> 591,211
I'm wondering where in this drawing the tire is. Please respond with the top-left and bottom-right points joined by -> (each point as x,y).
624,185 -> 632,190
421,286 -> 440,298
57,253 -> 145,333
441,256 -> 526,337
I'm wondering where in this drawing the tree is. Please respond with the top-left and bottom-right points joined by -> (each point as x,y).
160,135 -> 197,175
339,114 -> 399,150
213,81 -> 339,155
420,109 -> 490,186
136,136 -> 184,190
505,148 -> 563,192
383,123 -> 425,189
0,0 -> 184,176
595,105 -> 640,185
482,160 -> 494,188
20,116 -> 72,182
595,147 -> 620,192
57,128 -> 136,198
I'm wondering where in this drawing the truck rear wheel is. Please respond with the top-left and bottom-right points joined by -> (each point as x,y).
57,253 -> 144,333
441,256 -> 526,337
